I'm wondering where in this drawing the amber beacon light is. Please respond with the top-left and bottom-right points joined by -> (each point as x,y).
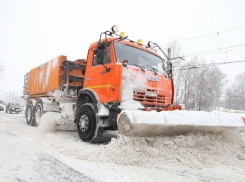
137,39 -> 142,45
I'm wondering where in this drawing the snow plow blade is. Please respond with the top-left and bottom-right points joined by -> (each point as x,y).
118,110 -> 245,137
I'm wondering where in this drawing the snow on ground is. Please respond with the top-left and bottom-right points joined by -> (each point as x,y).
1,111 -> 245,181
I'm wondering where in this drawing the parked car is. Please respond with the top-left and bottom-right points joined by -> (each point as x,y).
5,102 -> 22,114
0,105 -> 4,111
0,100 -> 4,111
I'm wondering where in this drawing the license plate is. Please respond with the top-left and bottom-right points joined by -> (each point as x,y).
16,109 -> 20,111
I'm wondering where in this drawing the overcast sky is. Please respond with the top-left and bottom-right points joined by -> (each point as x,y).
0,0 -> 245,102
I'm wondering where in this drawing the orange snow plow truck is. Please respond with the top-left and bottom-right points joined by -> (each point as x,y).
23,26 -> 245,143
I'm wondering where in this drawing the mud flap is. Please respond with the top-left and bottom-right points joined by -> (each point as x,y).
108,106 -> 121,129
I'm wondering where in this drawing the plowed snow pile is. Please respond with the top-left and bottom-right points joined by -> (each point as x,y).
2,112 -> 245,172
85,131 -> 245,169
36,112 -> 245,169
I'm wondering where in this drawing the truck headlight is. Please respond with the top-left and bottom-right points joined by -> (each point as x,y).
122,60 -> 128,67
147,41 -> 154,48
111,25 -> 118,34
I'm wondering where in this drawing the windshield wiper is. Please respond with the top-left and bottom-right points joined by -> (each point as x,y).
148,66 -> 158,75
133,64 -> 145,72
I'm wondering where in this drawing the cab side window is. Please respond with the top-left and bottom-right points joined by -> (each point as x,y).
103,47 -> 111,64
92,47 -> 111,66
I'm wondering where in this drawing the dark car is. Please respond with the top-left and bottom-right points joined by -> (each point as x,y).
5,102 -> 22,114
0,100 -> 4,111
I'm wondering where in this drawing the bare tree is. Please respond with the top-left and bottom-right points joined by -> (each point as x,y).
165,40 -> 226,111
224,71 -> 245,110
174,58 -> 226,111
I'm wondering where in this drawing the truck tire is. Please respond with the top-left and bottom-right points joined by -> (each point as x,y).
26,100 -> 34,125
34,99 -> 45,126
77,103 -> 104,143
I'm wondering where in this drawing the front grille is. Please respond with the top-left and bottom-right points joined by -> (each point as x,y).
133,89 -> 166,108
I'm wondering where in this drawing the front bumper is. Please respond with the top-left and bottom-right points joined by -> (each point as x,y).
10,108 -> 21,112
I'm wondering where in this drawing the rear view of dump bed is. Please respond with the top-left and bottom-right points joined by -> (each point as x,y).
24,56 -> 86,96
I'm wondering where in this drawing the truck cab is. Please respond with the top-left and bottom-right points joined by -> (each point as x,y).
82,37 -> 174,110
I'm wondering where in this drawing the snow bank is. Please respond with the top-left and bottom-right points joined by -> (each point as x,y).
1,113 -> 245,173
93,131 -> 245,169
34,110 -> 245,171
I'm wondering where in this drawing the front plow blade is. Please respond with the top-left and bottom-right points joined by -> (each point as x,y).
118,110 -> 245,137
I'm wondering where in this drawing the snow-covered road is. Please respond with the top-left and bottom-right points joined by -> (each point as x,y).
0,111 -> 94,182
1,111 -> 245,182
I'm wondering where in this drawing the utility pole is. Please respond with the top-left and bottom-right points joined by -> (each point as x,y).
9,91 -> 11,103
12,90 -> 14,102
167,48 -> 171,77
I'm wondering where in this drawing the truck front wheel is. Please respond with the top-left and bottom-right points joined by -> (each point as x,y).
77,103 -> 104,143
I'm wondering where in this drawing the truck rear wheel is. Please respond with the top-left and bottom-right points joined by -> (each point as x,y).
26,101 -> 34,125
34,99 -> 44,126
77,103 -> 104,143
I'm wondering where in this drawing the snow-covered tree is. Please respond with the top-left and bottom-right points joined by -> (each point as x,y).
165,41 -> 226,111
224,71 -> 245,110
174,58 -> 226,111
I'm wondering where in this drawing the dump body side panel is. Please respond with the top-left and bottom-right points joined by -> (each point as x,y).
28,56 -> 67,95
49,56 -> 64,92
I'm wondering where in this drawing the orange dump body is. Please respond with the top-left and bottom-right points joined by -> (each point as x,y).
27,56 -> 85,96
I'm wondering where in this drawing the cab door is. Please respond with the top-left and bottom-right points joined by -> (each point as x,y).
84,45 -> 118,103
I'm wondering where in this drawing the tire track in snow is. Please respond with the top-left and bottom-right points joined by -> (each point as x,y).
34,153 -> 94,182
0,116 -> 94,182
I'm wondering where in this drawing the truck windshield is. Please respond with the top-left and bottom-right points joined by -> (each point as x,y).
114,43 -> 167,75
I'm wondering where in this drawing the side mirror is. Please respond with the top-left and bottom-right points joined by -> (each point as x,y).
94,43 -> 106,65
